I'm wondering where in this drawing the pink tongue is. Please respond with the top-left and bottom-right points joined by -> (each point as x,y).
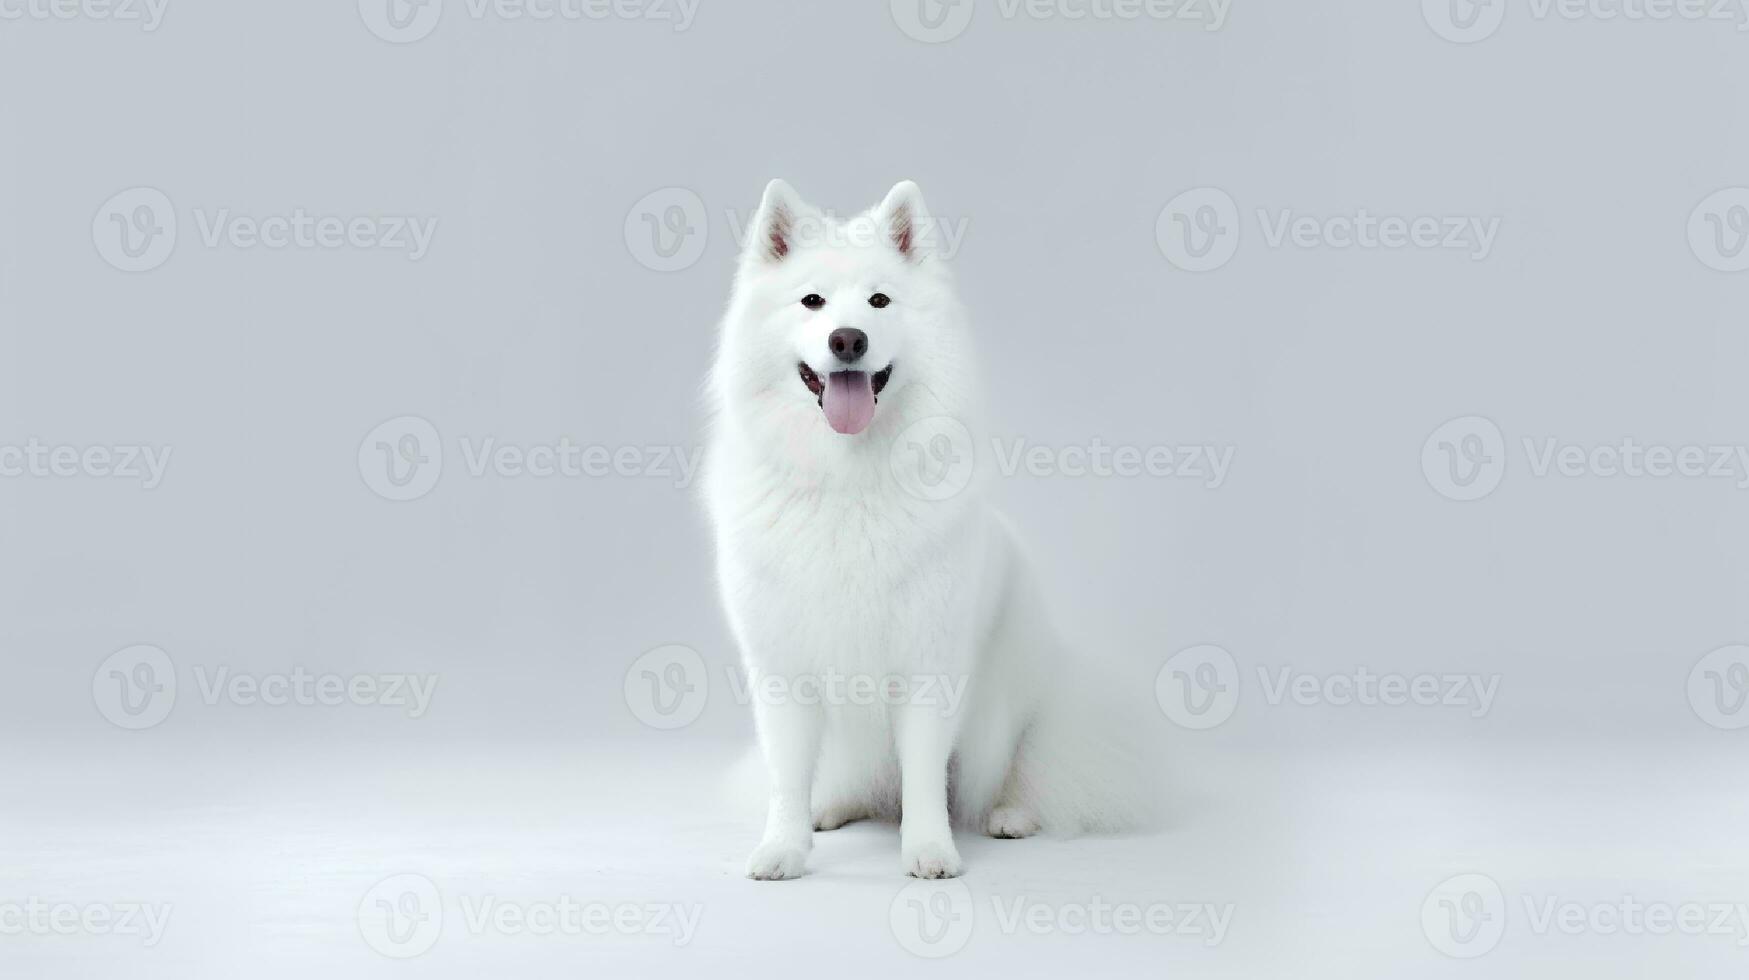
822,370 -> 876,435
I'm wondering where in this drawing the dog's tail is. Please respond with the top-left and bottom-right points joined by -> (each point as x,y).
961,518 -> 1165,836
1006,662 -> 1163,835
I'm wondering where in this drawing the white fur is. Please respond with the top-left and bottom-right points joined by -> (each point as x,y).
703,180 -> 1152,880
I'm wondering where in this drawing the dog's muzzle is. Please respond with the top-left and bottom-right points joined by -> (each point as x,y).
798,363 -> 892,435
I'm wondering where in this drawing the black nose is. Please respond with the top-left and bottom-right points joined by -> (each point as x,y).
828,327 -> 868,364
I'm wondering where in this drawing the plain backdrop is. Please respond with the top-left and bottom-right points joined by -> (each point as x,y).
2,1 -> 1746,977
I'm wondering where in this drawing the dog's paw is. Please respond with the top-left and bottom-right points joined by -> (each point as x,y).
902,839 -> 963,879
813,802 -> 864,832
745,840 -> 809,881
985,806 -> 1041,839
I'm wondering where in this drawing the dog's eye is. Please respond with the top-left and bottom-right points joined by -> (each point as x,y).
801,294 -> 825,310
868,293 -> 891,309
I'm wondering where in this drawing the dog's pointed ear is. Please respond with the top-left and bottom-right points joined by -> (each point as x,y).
747,179 -> 807,264
874,180 -> 933,262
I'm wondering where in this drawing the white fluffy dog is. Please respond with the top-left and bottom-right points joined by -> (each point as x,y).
704,180 -> 1150,880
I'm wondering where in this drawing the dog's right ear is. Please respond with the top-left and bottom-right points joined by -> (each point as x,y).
747,179 -> 806,264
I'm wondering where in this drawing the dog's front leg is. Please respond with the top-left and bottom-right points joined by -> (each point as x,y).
746,696 -> 821,880
895,701 -> 964,878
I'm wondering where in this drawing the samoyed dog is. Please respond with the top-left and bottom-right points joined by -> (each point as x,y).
703,180 -> 1152,880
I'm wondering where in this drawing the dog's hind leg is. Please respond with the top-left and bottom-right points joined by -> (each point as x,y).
809,721 -> 897,831
812,799 -> 868,831
983,731 -> 1044,839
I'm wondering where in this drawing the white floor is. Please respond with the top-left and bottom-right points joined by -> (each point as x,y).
7,733 -> 1745,978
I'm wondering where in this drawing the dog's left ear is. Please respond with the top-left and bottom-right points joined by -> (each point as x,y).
748,178 -> 809,265
874,181 -> 933,262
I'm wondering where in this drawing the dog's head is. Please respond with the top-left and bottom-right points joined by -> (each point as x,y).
714,180 -> 970,444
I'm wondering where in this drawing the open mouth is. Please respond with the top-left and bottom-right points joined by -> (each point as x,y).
798,362 -> 893,435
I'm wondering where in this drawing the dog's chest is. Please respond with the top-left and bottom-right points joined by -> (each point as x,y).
717,482 -> 975,671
